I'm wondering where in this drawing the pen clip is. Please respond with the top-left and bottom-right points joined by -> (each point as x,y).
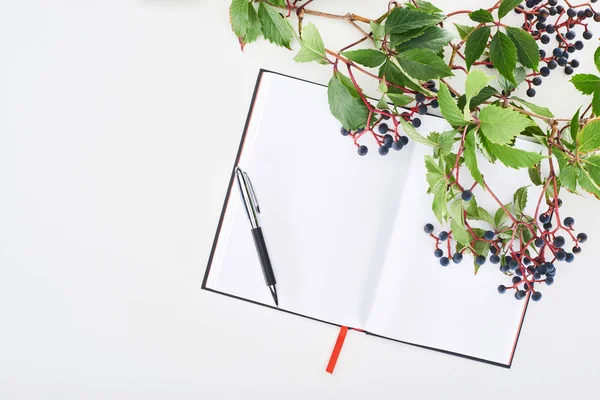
243,172 -> 260,214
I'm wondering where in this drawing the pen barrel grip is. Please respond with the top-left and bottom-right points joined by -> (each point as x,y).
251,227 -> 276,286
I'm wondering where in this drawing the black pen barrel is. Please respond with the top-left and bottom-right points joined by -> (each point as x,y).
251,227 -> 276,286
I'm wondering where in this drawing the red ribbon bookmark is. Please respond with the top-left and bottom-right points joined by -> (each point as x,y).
326,326 -> 349,374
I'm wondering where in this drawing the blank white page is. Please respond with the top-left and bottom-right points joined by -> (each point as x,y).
365,141 -> 539,365
206,72 -> 414,327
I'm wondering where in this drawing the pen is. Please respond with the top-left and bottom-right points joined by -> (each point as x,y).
235,166 -> 278,307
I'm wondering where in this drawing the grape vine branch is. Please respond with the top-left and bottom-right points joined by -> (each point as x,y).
230,0 -> 600,302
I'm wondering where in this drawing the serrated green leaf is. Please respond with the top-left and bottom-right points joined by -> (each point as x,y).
578,166 -> 600,198
577,120 -> 600,153
425,155 -> 446,189
476,132 -> 497,163
396,26 -> 455,54
464,128 -> 484,186
499,67 -> 526,93
407,0 -> 443,13
258,3 -> 294,49
341,49 -> 387,68
477,207 -> 495,226
571,108 -> 581,142
458,86 -> 499,111
490,31 -> 517,84
327,72 -> 369,131
294,23 -> 327,64
506,27 -> 540,71
512,97 -> 554,118
385,7 -> 444,35
560,164 -> 579,192
595,46 -> 600,73
370,21 -> 385,46
450,200 -> 471,247
465,70 -> 495,115
387,92 -> 413,107
400,118 -> 439,147
490,143 -> 545,169
570,74 -> 600,95
494,205 -> 512,228
593,90 -> 600,117
583,155 -> 600,184
230,0 -> 250,39
528,164 -> 542,186
438,83 -> 469,126
465,26 -> 491,70
376,96 -> 389,110
455,24 -> 475,40
245,5 -> 262,43
469,9 -> 495,23
390,27 -> 429,47
513,186 -> 528,216
432,180 -> 448,222
498,0 -> 523,19
379,58 -> 430,95
433,130 -> 458,157
397,49 -> 453,80
479,105 -> 535,144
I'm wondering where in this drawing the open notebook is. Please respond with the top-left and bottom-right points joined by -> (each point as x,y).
203,70 -> 531,368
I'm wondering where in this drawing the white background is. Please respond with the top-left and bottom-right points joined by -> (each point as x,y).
1,0 -> 600,398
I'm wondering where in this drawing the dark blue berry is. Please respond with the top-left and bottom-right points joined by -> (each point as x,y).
584,30 -> 593,40
415,93 -> 426,103
512,276 -> 521,285
553,236 -> 566,248
573,246 -> 582,254
392,141 -> 404,151
515,268 -> 523,277
515,290 -> 527,300
418,105 -> 427,115
490,246 -> 498,255
532,77 -> 542,86
547,263 -> 555,273
553,48 -> 564,57
378,145 -> 389,156
475,255 -> 486,266
412,118 -> 421,128
546,24 -> 556,33
544,222 -> 553,230
440,257 -> 450,266
462,190 -> 473,201
539,213 -> 551,224
577,232 -> 588,243
434,249 -> 444,258
538,263 -> 548,274
378,123 -> 389,134
567,45 -> 576,54
490,254 -> 500,264
564,217 -> 575,227
424,223 -> 434,234
382,112 -> 391,120
565,253 -> 575,263
532,292 -> 542,302
540,67 -> 550,77
508,260 -> 518,270
566,30 -> 576,40
534,272 -> 541,280
383,134 -> 393,148
535,238 -> 545,247
431,99 -> 439,108
400,136 -> 409,145
575,40 -> 584,50
357,128 -> 365,133
357,145 -> 368,156
556,250 -> 566,261
341,127 -> 349,136
539,49 -> 547,58
439,231 -> 448,241
484,230 -> 495,240
565,66 -> 574,75
546,276 -> 555,285
500,265 -> 510,273
498,285 -> 507,294
567,8 -> 577,17
526,88 -> 536,98
453,253 -> 463,264
571,59 -> 580,68
558,57 -> 568,66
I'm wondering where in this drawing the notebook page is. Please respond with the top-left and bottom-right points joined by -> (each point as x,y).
206,72 -> 413,327
365,139 -> 539,365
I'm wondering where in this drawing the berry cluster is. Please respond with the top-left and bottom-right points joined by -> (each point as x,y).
424,195 -> 588,302
515,0 -> 599,97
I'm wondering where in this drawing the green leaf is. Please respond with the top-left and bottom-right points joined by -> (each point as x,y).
432,180 -> 448,222
476,132 -> 497,162
257,3 -> 294,49
390,27 -> 429,47
583,155 -> 600,184
464,128 -> 484,186
396,26 -> 455,54
327,72 -> 369,131
341,49 -> 386,68
230,0 -> 250,39
458,86 -> 498,111
593,91 -> 600,117
425,155 -> 445,189
245,5 -> 262,43
385,7 -> 444,35
490,31 -> 518,84
407,0 -> 443,13
571,108 -> 581,142
506,27 -> 540,71
498,0 -> 523,19
528,164 -> 542,186
400,118 -> 439,147
560,164 -> 579,192
438,83 -> 469,126
578,166 -> 600,198
379,59 -> 430,95
490,144 -> 545,169
578,120 -> 600,153
595,45 -> 600,73
387,92 -> 414,107
570,74 -> 600,95
513,186 -> 528,216
397,49 -> 453,80
294,23 -> 327,64
370,21 -> 385,45
450,201 -> 471,247
479,105 -> 535,144
512,97 -> 554,118
465,70 -> 495,115
465,26 -> 491,70
469,9 -> 495,23
376,97 -> 389,110
455,24 -> 475,40
477,207 -> 495,226
494,205 -> 512,228
499,67 -> 526,93
429,130 -> 458,157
